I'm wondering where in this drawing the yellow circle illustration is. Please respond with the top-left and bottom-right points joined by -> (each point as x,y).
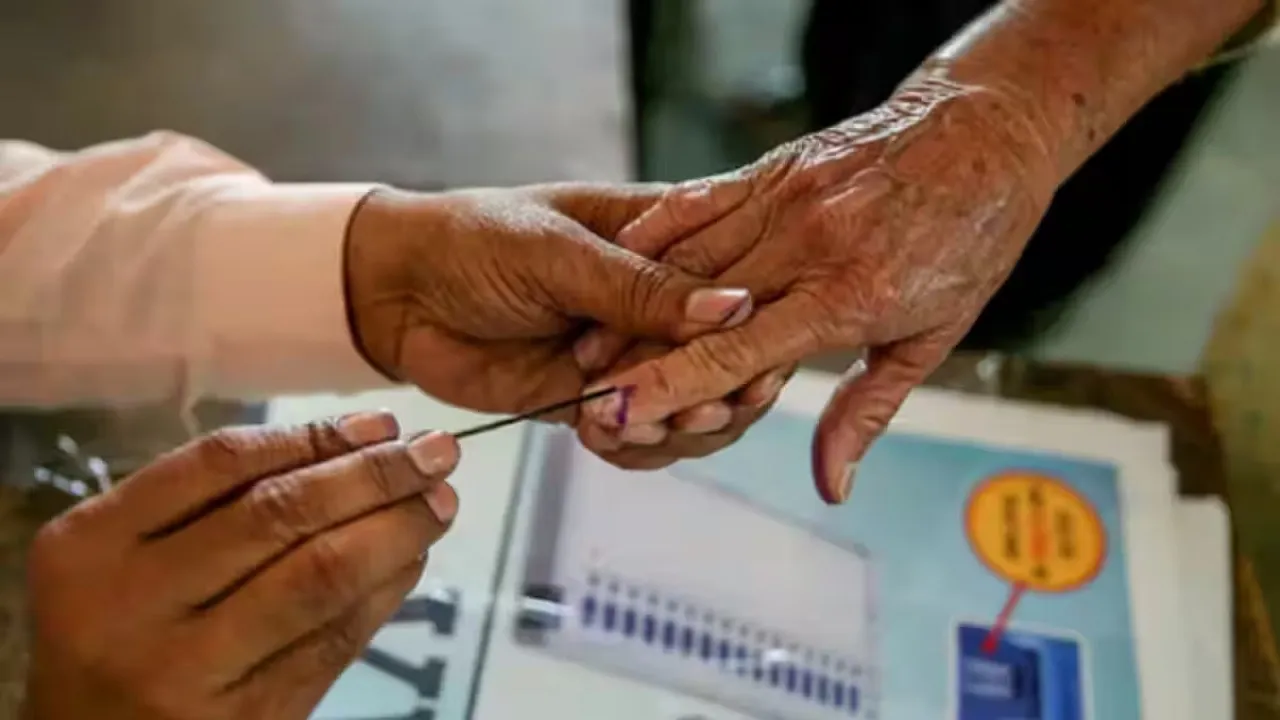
965,472 -> 1106,593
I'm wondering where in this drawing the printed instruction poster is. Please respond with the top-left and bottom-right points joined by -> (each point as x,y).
305,386 -> 1154,720
472,406 -> 1142,720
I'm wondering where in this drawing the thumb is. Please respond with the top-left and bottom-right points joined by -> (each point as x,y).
811,332 -> 955,505
554,230 -> 756,340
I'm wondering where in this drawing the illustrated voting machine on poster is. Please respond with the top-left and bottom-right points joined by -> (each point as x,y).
510,429 -> 879,720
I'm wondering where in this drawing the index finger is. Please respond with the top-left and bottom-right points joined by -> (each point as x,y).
149,432 -> 458,608
615,171 -> 756,258
197,486 -> 455,683
583,293 -> 843,427
108,413 -> 398,539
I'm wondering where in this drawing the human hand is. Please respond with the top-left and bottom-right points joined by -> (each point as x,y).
573,304 -> 793,471
23,412 -> 459,720
343,184 -> 753,421
578,73 -> 1058,501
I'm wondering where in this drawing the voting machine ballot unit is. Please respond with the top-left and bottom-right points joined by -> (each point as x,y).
510,428 -> 880,720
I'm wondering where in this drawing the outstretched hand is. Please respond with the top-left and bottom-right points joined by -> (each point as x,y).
576,75 -> 1058,502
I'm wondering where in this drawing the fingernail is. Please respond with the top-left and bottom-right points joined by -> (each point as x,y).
845,350 -> 870,382
407,431 -> 460,476
836,463 -> 856,503
685,288 -> 752,327
675,403 -> 733,434
337,410 -> 399,446
573,333 -> 602,371
619,422 -> 667,446
424,482 -> 458,523
750,373 -> 786,408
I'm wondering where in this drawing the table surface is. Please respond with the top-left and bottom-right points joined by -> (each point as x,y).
1,352 -> 1277,719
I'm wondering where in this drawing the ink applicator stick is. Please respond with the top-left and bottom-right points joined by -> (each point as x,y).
411,386 -> 630,442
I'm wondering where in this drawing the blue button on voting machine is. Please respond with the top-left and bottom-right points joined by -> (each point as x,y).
956,623 -> 1086,720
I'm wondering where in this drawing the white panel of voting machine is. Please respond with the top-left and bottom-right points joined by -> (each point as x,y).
508,428 -> 880,720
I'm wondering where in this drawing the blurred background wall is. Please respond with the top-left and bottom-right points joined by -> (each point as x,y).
0,0 -> 633,187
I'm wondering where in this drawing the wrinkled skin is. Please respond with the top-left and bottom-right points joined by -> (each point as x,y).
576,74 -> 1059,502
345,184 -> 752,423
574,334 -> 794,470
23,413 -> 459,720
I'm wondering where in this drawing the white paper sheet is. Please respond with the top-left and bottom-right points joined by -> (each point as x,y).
1177,497 -> 1233,720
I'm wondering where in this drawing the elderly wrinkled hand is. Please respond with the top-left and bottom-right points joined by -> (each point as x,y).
572,0 -> 1269,500
575,72 -> 1058,502
23,413 -> 458,720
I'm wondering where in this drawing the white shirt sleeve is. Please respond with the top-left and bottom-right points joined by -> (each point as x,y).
0,131 -> 393,409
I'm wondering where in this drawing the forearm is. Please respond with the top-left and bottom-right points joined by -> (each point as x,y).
0,133 -> 390,409
918,0 -> 1266,179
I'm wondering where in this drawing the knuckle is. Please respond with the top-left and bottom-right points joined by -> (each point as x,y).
789,284 -> 855,340
194,426 -> 255,476
621,262 -> 668,321
405,555 -> 430,582
27,517 -> 79,588
865,273 -> 903,312
243,474 -> 315,549
303,418 -> 350,459
682,339 -> 753,389
663,175 -> 739,231
856,405 -> 897,446
617,208 -> 666,256
317,617 -> 369,671
658,190 -> 693,231
297,534 -> 359,608
664,240 -> 719,277
662,206 -> 767,280
856,384 -> 917,438
796,208 -> 851,257
194,421 -> 341,481
637,358 -> 682,405
357,445 -> 411,504
396,496 -> 444,551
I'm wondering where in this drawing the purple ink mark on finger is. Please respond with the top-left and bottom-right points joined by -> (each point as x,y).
616,386 -> 635,427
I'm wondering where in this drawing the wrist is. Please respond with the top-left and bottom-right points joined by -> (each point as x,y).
344,187 -> 422,383
884,71 -> 1060,207
921,0 -> 1264,178
188,180 -> 392,399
